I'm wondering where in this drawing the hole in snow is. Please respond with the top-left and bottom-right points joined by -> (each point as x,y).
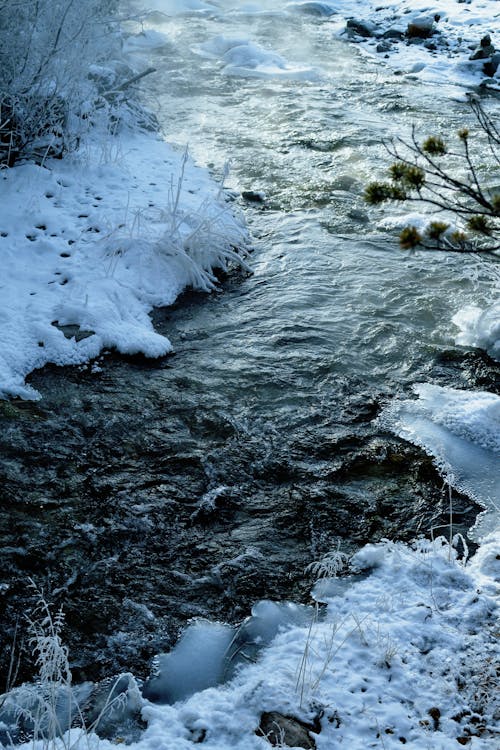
60,252 -> 71,258
35,224 -> 46,230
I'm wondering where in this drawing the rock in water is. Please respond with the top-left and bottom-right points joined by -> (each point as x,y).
470,34 -> 495,60
346,19 -> 379,39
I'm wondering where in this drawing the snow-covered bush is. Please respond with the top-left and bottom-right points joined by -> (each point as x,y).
0,0 -> 120,166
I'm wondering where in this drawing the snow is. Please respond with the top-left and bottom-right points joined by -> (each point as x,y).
10,537 -> 499,749
381,384 -> 500,540
453,302 -> 500,363
0,132 -> 247,400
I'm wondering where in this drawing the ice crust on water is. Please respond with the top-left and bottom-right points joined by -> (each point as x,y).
381,384 -> 500,539
143,621 -> 235,704
143,601 -> 313,705
198,35 -> 320,79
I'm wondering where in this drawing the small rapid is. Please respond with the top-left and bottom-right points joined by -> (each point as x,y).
135,0 -> 497,391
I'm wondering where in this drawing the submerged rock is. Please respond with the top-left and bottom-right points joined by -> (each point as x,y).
470,35 -> 500,77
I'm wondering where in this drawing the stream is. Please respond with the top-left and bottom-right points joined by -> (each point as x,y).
1,1 -> 499,686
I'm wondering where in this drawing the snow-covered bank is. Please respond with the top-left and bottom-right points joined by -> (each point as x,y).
329,0 -> 500,92
7,536 -> 499,749
0,131 -> 247,400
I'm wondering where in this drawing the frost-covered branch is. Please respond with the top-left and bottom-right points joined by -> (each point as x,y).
365,98 -> 500,254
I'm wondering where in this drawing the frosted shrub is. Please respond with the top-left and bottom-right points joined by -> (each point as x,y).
158,151 -> 251,291
306,543 -> 349,579
0,0 -> 120,166
0,586 -> 141,748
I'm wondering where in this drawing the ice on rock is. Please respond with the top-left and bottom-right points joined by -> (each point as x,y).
381,384 -> 500,540
199,35 -> 319,80
350,544 -> 387,572
227,600 -> 313,669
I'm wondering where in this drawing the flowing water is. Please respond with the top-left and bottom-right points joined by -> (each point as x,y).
1,1 -> 499,684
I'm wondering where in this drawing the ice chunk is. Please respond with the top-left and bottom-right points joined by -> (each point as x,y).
142,621 -> 235,704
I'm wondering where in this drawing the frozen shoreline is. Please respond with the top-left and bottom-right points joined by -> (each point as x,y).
0,130 -> 247,400
1,2 -> 499,748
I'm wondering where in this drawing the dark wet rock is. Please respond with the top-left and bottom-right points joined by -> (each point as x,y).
256,711 -> 319,748
377,41 -> 393,54
346,19 -> 379,39
382,28 -> 405,41
483,52 -> 500,78
407,16 -> 438,40
52,322 -> 96,341
242,190 -> 266,203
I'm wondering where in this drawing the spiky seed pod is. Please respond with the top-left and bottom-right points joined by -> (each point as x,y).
467,215 -> 493,235
389,186 -> 408,201
450,231 -> 467,246
389,162 -> 407,181
492,195 -> 500,215
457,128 -> 469,141
399,226 -> 422,249
401,166 -> 425,190
426,221 -> 450,239
422,136 -> 447,156
364,181 -> 394,204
